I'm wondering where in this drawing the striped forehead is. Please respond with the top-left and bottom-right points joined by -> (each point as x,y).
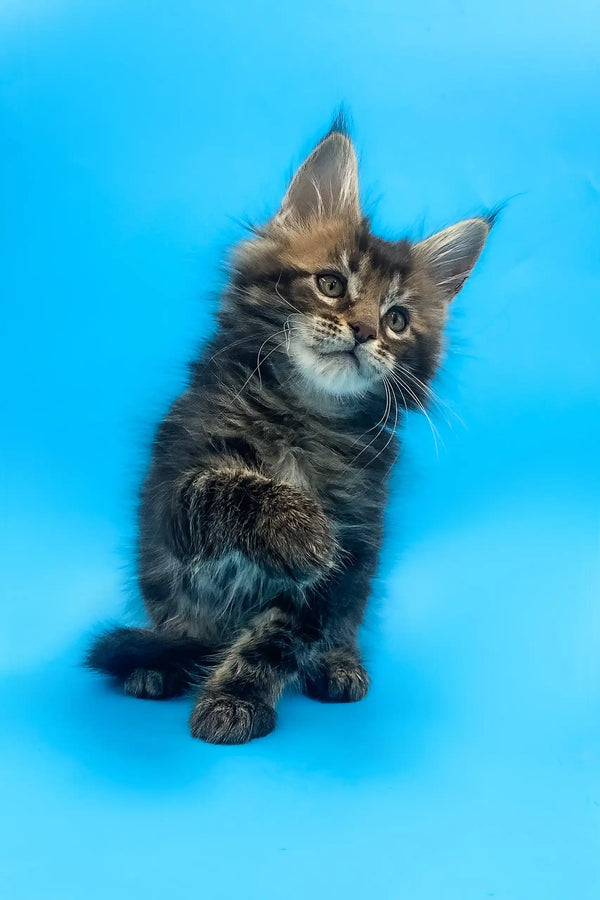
341,253 -> 405,307
343,230 -> 412,293
382,272 -> 403,308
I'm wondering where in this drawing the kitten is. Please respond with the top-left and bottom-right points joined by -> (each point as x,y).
86,119 -> 492,744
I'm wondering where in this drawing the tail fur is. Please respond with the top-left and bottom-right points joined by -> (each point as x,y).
85,626 -> 217,682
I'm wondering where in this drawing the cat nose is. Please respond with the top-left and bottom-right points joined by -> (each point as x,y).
350,321 -> 377,343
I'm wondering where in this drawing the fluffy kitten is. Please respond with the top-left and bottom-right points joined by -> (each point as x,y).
86,120 -> 492,744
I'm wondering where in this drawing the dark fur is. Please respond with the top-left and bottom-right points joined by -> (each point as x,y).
85,627 -> 217,697
86,120 -> 491,743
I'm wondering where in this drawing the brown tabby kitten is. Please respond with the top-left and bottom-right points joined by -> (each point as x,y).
86,119 -> 492,744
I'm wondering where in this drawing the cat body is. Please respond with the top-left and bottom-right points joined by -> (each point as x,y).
87,120 -> 492,743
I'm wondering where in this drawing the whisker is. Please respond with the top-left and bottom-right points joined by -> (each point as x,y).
274,273 -> 308,319
229,338 -> 289,405
387,370 -> 441,457
347,381 -> 393,451
395,365 -> 466,430
255,330 -> 284,390
358,375 -> 399,472
207,333 -> 261,364
345,378 -> 392,469
383,377 -> 408,478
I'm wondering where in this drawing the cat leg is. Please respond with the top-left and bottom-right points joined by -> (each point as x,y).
300,550 -> 376,703
166,466 -> 338,584
301,645 -> 369,703
189,602 -> 320,744
91,547 -> 218,701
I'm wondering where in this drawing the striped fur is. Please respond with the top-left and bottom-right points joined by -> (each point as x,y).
86,119 -> 491,743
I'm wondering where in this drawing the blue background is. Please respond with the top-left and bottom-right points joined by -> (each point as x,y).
2,1 -> 599,897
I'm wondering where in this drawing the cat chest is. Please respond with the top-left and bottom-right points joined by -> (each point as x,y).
269,444 -> 312,490
263,434 -> 377,519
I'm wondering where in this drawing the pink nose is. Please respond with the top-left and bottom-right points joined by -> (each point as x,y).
351,321 -> 377,343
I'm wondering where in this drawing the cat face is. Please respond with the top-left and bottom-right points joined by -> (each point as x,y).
233,126 -> 491,403
259,219 -> 447,399
287,254 -> 422,398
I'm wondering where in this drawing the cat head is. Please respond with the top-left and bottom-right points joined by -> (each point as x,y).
230,122 -> 491,404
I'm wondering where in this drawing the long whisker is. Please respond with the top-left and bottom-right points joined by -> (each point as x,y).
347,380 -> 393,451
387,369 -> 441,457
227,278 -> 309,323
358,375 -> 399,471
207,333 -> 262,364
254,329 -> 286,390
274,273 -> 309,319
229,337 -> 289,405
346,378 -> 393,468
396,365 -> 465,429
383,375 -> 408,477
226,275 -> 308,322
209,309 -> 304,374
256,315 -> 303,386
388,370 -> 440,451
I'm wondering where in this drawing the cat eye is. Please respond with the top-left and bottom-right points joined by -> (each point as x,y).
384,306 -> 409,335
316,272 -> 346,300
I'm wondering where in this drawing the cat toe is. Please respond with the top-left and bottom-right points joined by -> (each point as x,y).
304,659 -> 369,703
123,668 -> 186,700
189,694 -> 276,744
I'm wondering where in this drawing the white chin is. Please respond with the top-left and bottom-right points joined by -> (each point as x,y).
291,343 -> 372,397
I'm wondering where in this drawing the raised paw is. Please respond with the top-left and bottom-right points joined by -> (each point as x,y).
189,693 -> 276,744
123,667 -> 187,700
261,484 -> 338,583
303,652 -> 369,703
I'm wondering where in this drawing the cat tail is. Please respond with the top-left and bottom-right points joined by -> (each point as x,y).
84,626 -> 218,685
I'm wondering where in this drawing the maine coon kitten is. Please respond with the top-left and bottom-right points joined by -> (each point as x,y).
86,120 -> 492,744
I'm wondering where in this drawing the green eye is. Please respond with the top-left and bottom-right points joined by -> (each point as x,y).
316,273 -> 346,299
385,306 -> 409,334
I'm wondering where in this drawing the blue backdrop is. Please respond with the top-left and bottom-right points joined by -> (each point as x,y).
2,1 -> 599,897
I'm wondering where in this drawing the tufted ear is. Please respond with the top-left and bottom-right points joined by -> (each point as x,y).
413,218 -> 491,300
274,130 -> 360,227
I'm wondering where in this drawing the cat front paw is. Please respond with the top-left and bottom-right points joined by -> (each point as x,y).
261,485 -> 338,582
303,651 -> 369,703
189,693 -> 276,744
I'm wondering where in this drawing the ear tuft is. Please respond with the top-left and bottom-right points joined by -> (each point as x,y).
414,218 -> 491,300
274,130 -> 360,227
328,107 -> 352,138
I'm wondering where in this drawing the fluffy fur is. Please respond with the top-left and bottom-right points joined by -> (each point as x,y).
86,119 -> 492,743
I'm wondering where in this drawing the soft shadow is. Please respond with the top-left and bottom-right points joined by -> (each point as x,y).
2,637 -> 443,791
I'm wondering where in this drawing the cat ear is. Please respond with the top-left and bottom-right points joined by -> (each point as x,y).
414,218 -> 491,300
274,131 -> 360,227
